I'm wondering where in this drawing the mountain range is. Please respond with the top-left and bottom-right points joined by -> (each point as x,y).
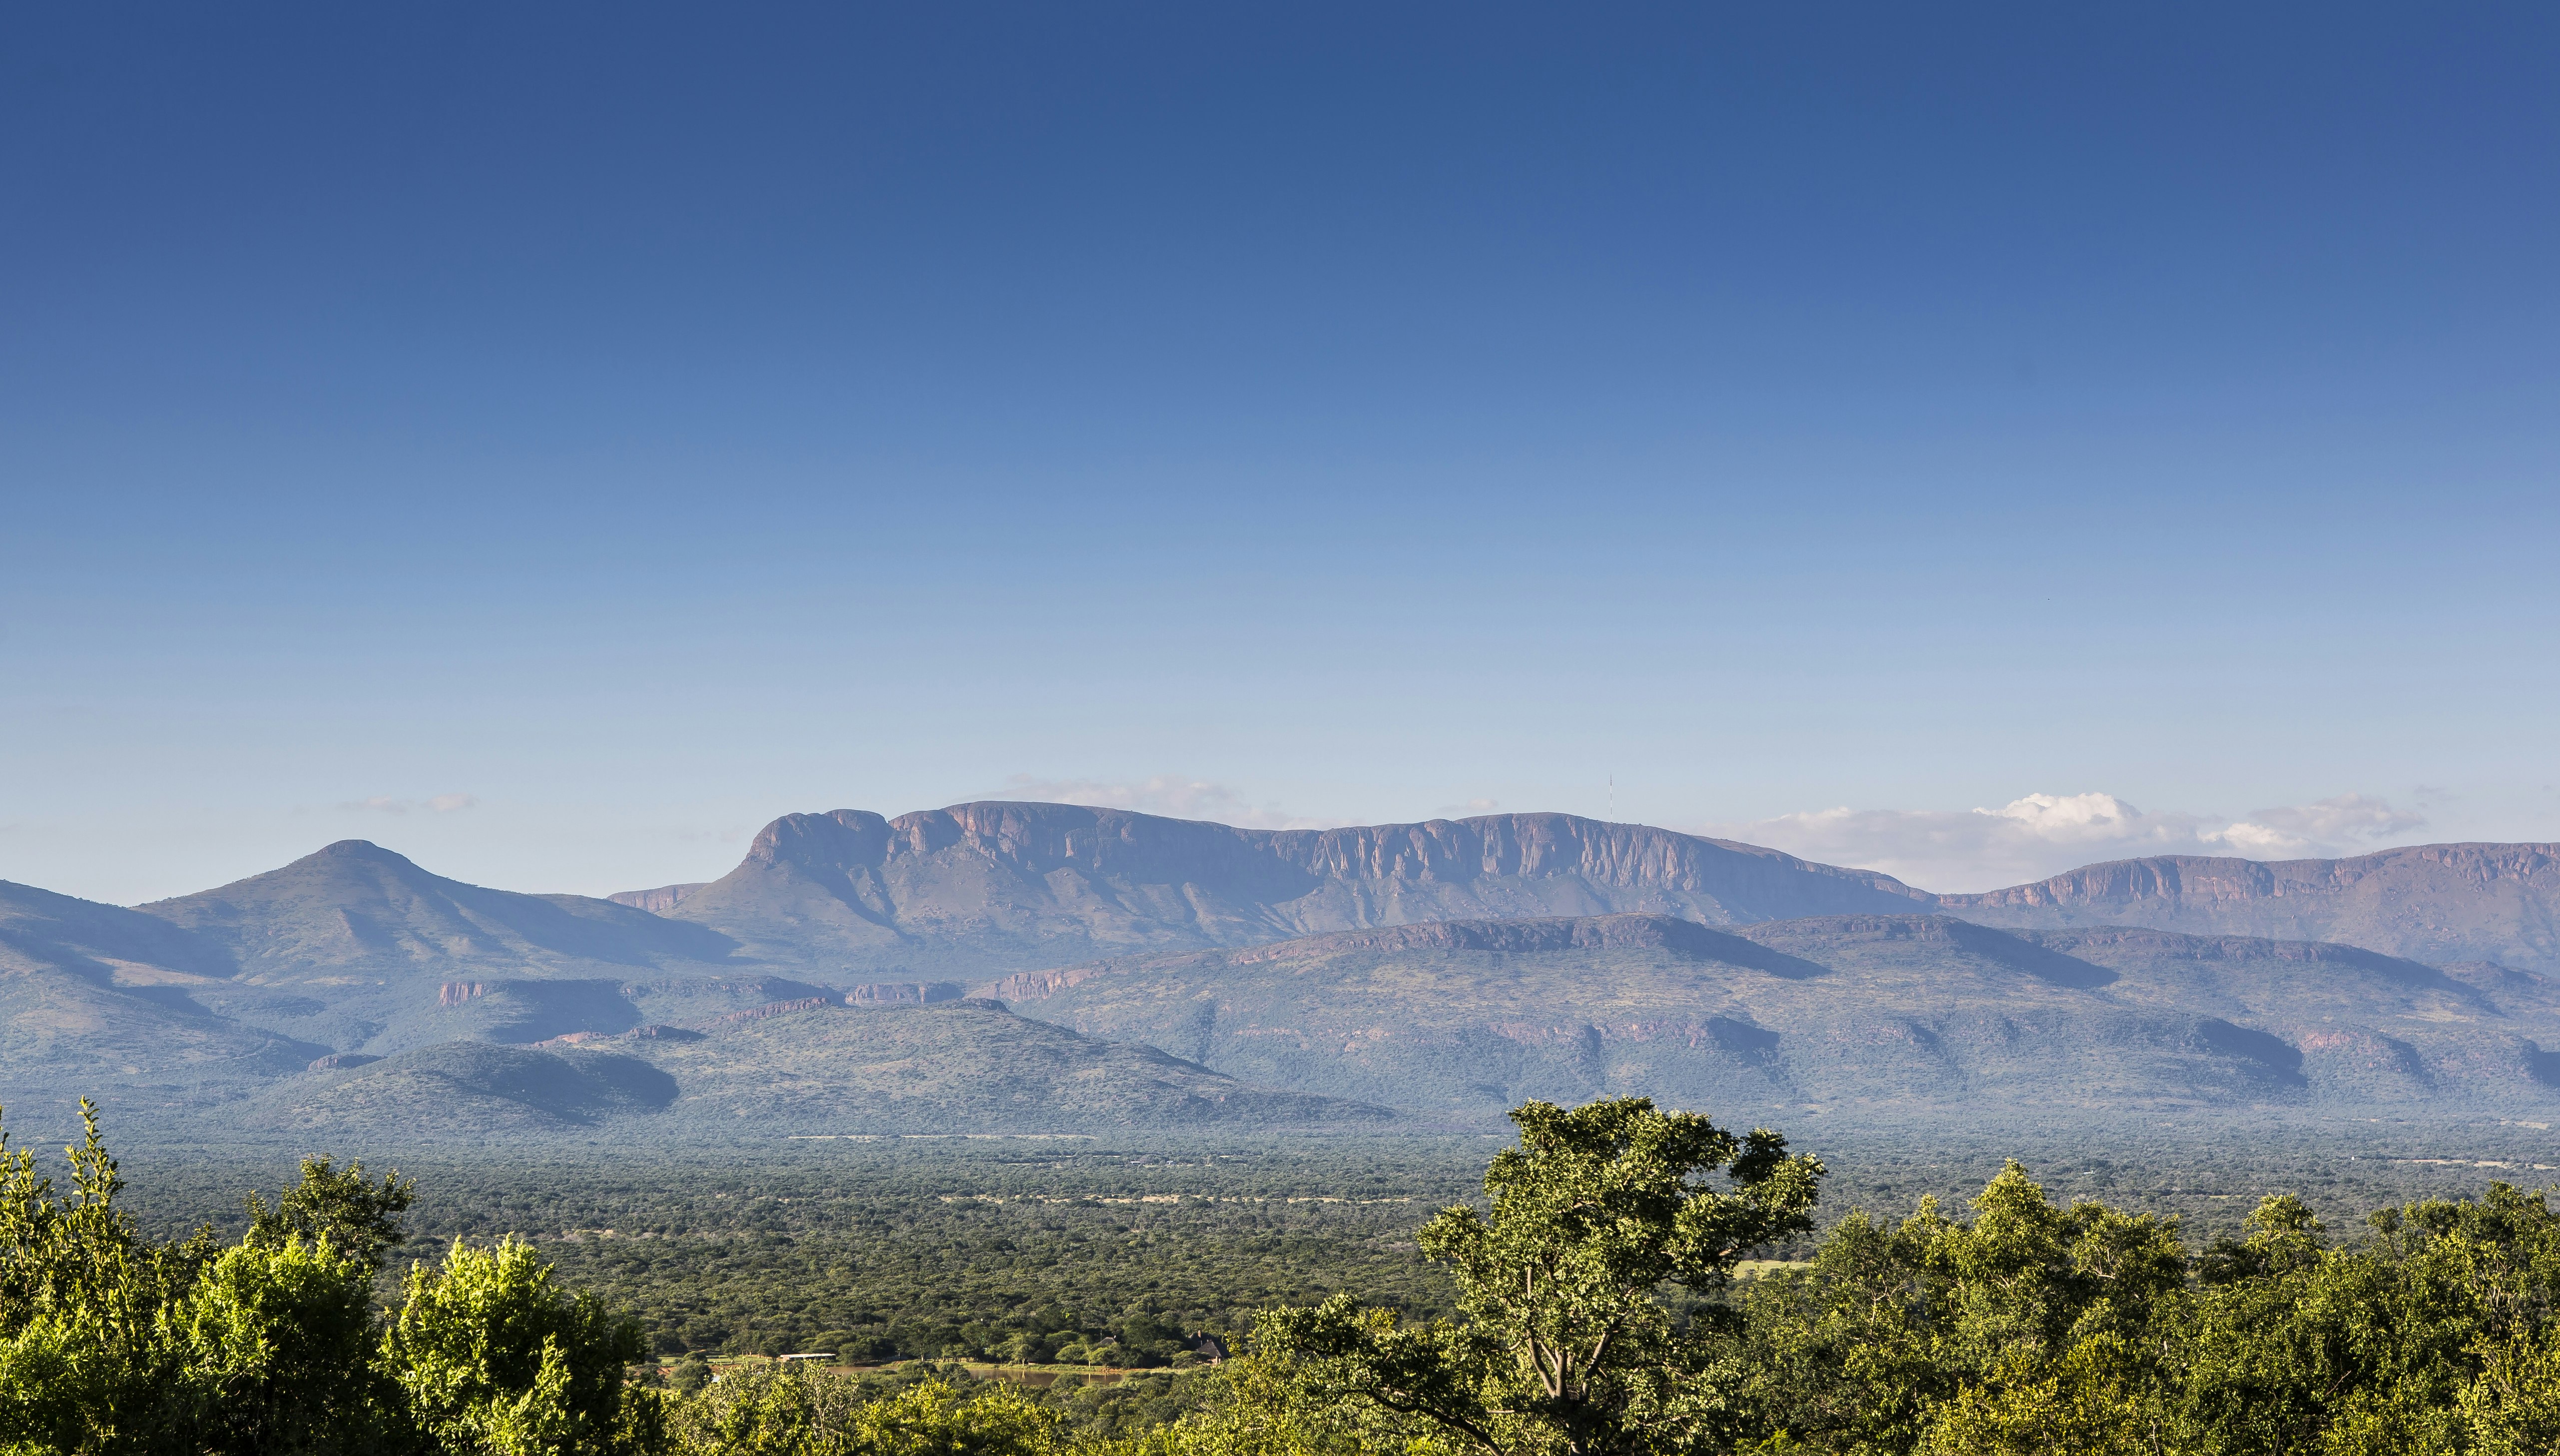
993,913 -> 2560,1121
3,802 -> 2557,1140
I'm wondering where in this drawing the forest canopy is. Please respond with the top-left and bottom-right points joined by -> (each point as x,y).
11,1097 -> 2560,1454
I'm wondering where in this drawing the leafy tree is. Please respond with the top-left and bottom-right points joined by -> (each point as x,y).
245,1156 -> 417,1275
172,1233 -> 397,1454
1256,1096 -> 1824,1456
0,1100 -> 198,1454
385,1234 -> 663,1456
1099,1355 -> 1351,1456
672,1369 -> 1065,1456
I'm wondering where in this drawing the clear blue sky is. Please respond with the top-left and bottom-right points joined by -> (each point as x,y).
3,2 -> 2555,902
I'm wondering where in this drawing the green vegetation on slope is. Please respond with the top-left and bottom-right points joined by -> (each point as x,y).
1005,913 -> 2560,1119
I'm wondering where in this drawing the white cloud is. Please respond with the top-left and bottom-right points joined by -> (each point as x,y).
424,793 -> 478,813
2228,793 -> 2423,847
1704,792 -> 2429,894
987,775 -> 1343,831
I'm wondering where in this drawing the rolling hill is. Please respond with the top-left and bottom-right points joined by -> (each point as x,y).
231,1001 -> 1389,1140
0,879 -> 330,1114
993,913 -> 2560,1121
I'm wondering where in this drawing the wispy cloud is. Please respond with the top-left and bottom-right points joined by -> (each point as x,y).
985,775 -> 1343,831
1705,791 -> 2428,894
339,793 -> 479,815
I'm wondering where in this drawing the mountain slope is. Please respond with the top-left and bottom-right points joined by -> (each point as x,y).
128,841 -> 752,1055
652,803 -> 1929,975
1943,844 -> 2560,971
234,1002 -> 1393,1139
996,913 -> 2560,1120
239,1041 -> 683,1136
140,840 -> 742,979
0,881 -> 325,1116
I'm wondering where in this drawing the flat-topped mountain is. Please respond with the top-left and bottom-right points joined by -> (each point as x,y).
11,804 -> 2560,1139
645,802 -> 1930,974
642,808 -> 2560,972
1947,843 -> 2560,971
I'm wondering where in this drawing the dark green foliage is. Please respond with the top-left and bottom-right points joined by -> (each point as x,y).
360,1142 -> 1479,1363
244,1154 -> 417,1274
32,1100 -> 2560,1453
385,1234 -> 662,1454
0,1100 -> 201,1451
0,1100 -> 658,1455
176,1232 -> 398,1454
1727,1161 -> 2560,1454
1258,1097 -> 1824,1456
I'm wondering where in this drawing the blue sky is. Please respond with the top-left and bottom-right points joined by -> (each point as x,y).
3,2 -> 2555,902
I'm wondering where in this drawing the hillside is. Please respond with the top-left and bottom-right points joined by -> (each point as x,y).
140,839 -> 743,979
229,1001 -> 1391,1139
646,802 -> 1929,974
995,913 -> 2560,1121
0,880 -> 329,1115
126,841 -> 751,1055
1945,843 -> 2560,971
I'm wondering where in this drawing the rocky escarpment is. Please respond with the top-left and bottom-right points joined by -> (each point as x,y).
647,802 -> 1932,972
1942,844 -> 2560,971
985,913 -> 1831,1002
608,883 -> 707,913
1223,913 -> 1749,961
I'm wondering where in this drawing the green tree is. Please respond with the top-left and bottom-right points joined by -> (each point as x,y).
172,1233 -> 397,1454
1732,1160 -> 2186,1456
671,1370 -> 1064,1456
0,1100 -> 196,1454
1257,1096 -> 1824,1456
385,1234 -> 663,1456
244,1156 -> 417,1275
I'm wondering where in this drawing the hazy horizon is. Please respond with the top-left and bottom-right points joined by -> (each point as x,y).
30,792 -> 2498,910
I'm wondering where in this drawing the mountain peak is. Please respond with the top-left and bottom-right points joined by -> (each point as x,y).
308,838 -> 411,865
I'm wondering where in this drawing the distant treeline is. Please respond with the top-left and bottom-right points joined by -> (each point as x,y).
16,1101 -> 2560,1454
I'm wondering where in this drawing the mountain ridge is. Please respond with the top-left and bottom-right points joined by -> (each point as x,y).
1942,842 -> 2560,970
8,804 -> 2560,1138
646,802 -> 1933,974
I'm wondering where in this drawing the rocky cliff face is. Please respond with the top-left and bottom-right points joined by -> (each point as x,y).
608,883 -> 707,913
652,802 -> 1931,973
1942,844 -> 2560,971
